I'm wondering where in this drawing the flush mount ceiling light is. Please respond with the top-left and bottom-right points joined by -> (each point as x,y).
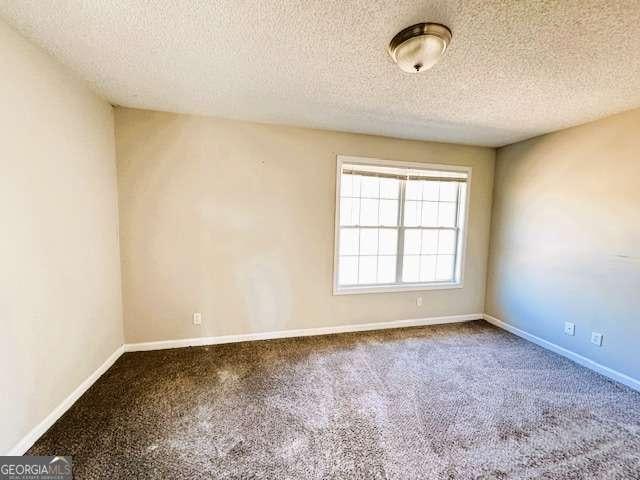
388,23 -> 452,73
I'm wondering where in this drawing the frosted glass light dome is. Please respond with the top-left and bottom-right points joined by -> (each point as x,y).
388,23 -> 452,73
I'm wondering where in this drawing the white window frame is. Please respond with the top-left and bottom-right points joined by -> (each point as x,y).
333,155 -> 472,295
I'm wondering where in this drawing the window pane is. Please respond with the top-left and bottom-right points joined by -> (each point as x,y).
380,178 -> 399,199
360,176 -> 379,198
421,230 -> 438,254
360,198 -> 379,226
420,255 -> 437,282
438,202 -> 456,227
340,173 -> 353,197
404,200 -> 420,227
359,228 -> 378,255
377,255 -> 396,283
379,199 -> 398,226
458,183 -> 468,208
405,180 -> 422,200
339,198 -> 359,226
439,181 -> 459,201
421,201 -> 438,226
438,230 -> 456,254
339,228 -> 359,255
436,255 -> 455,281
351,175 -> 362,197
423,181 -> 439,201
339,256 -> 358,285
359,256 -> 377,284
402,255 -> 420,282
404,229 -> 421,255
378,229 -> 398,255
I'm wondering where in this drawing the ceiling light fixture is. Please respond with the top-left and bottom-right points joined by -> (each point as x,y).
388,23 -> 452,73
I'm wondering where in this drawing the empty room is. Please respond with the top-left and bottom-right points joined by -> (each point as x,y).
1,1 -> 639,479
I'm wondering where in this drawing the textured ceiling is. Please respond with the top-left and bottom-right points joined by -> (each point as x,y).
1,1 -> 640,147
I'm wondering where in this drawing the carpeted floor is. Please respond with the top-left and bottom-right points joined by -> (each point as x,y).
29,321 -> 640,479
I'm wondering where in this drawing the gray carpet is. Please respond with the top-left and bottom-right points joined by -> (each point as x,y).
28,321 -> 640,479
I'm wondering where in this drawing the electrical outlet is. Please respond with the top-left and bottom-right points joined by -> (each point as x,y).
416,296 -> 423,307
564,322 -> 575,336
193,312 -> 202,325
591,332 -> 603,346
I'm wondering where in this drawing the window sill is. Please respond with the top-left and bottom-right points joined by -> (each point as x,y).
333,282 -> 463,295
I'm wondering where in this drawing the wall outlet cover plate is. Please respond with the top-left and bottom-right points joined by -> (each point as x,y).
564,322 -> 575,336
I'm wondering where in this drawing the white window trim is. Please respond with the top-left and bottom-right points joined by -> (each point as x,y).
332,155 -> 472,295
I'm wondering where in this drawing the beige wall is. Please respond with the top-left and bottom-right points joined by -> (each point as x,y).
115,108 -> 495,343
0,20 -> 123,453
486,108 -> 640,380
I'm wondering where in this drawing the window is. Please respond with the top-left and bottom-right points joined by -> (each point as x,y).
333,156 -> 470,294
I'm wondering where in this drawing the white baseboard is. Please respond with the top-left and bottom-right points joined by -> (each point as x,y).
124,313 -> 483,352
483,314 -> 640,392
7,345 -> 125,456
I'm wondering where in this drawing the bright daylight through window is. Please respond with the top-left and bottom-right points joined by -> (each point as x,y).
334,156 -> 470,294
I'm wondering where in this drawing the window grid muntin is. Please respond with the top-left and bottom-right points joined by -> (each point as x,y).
338,226 -> 399,285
